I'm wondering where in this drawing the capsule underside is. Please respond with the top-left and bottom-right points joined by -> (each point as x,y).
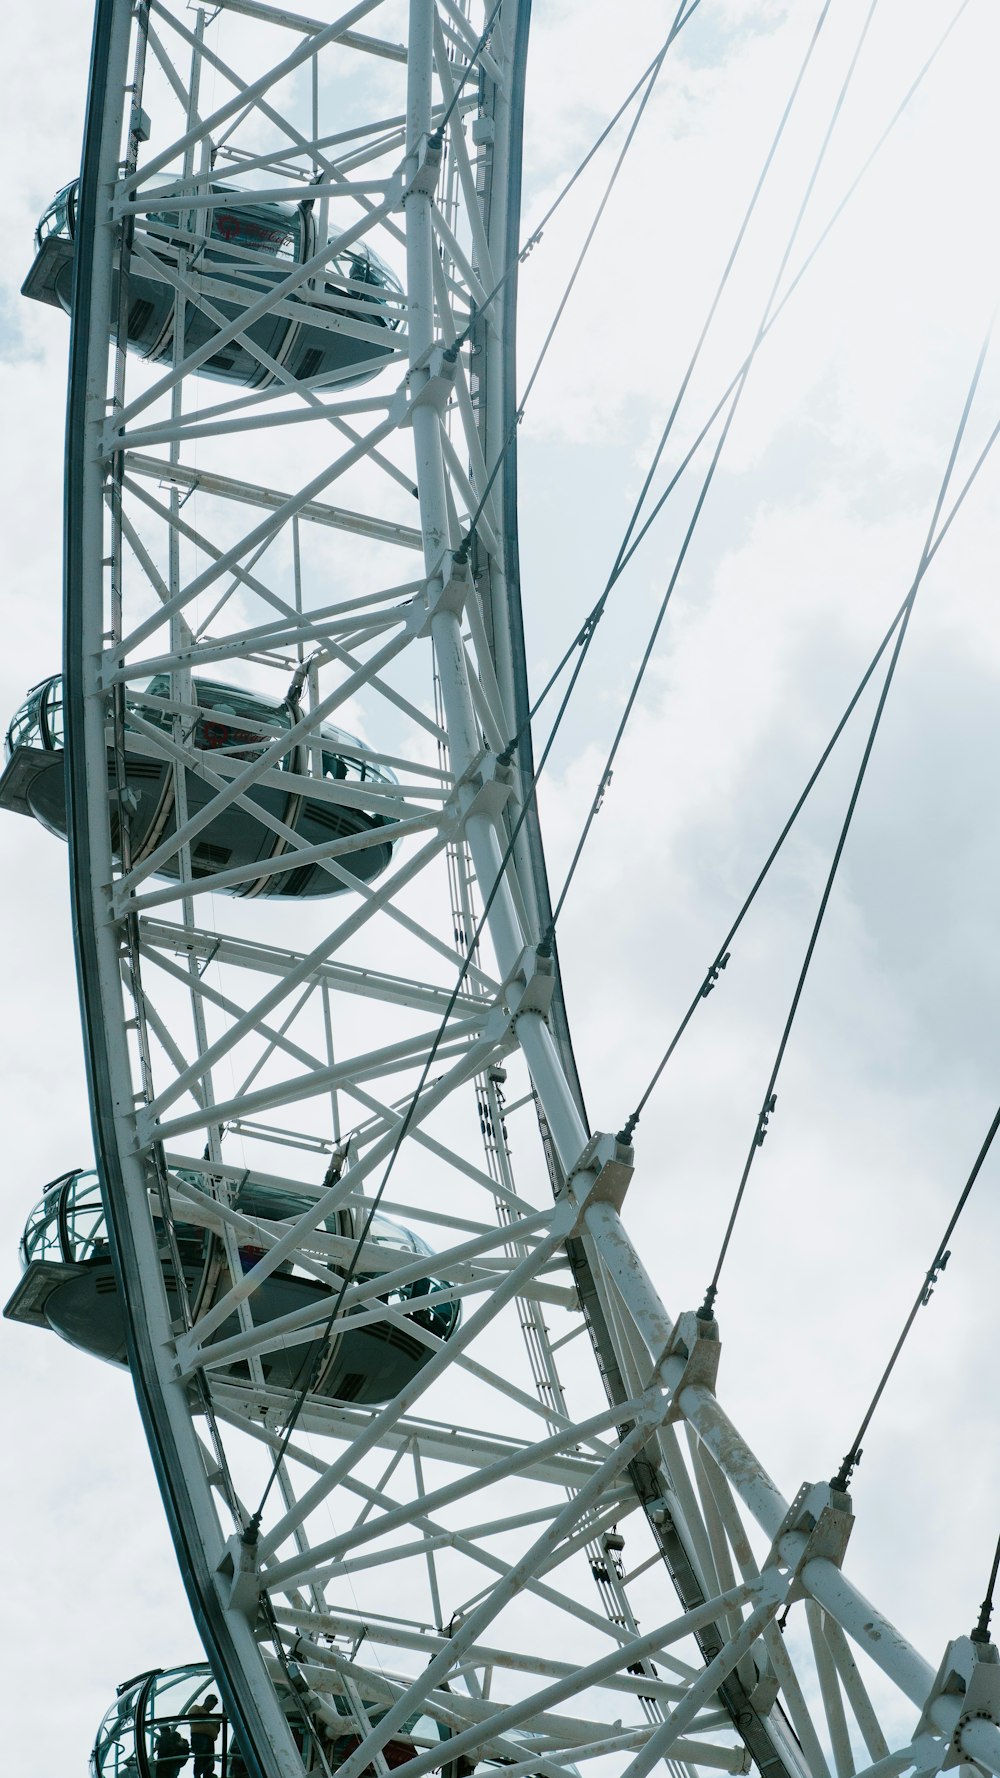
0,676 -> 396,898
6,1172 -> 460,1408
24,185 -> 400,390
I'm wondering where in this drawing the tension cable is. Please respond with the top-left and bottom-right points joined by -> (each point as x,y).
972,1526 -> 1000,1645
548,0 -> 885,936
618,393 -> 1000,1145
831,1098 -> 1000,1494
698,309 -> 997,1325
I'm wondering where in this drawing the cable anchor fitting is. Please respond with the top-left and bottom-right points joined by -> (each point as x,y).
701,952 -> 731,999
921,1249 -> 951,1306
830,1447 -> 862,1494
616,1108 -> 640,1148
755,1092 -> 777,1147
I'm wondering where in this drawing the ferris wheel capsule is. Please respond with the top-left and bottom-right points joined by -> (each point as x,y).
4,1167 -> 460,1401
0,675 -> 397,896
24,180 -> 403,390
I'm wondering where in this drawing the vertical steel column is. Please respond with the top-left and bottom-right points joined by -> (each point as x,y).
405,0 -> 589,1181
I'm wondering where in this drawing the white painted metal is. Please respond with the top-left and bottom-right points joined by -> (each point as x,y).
33,4 -> 994,1778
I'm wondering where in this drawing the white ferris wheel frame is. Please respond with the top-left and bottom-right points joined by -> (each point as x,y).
47,4 -> 1000,1778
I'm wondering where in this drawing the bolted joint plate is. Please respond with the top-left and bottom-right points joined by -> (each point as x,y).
464,752 -> 516,824
916,1636 -> 1000,1769
563,1131 -> 634,1217
657,1308 -> 721,1419
217,1533 -> 263,1620
509,941 -> 556,1020
402,133 -> 443,200
411,552 -> 472,637
406,343 -> 458,417
769,1479 -> 853,1593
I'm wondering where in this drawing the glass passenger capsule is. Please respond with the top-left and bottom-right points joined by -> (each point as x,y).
92,1664 -> 467,1778
24,180 -> 402,389
4,1168 -> 460,1405
0,674 -> 396,897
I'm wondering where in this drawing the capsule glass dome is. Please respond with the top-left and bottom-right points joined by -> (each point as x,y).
6,1168 -> 460,1405
0,674 -> 397,897
25,179 -> 402,389
92,1664 -> 471,1778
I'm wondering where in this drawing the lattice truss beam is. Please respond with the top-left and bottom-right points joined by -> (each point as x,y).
60,4 -> 1000,1778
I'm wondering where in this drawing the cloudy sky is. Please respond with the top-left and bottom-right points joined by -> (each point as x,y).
2,0 -> 1000,1772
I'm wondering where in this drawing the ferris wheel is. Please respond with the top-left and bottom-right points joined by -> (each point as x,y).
5,4 -> 1000,1778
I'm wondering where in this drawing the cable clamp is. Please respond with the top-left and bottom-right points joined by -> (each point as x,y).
402,132 -> 444,200
655,1308 -> 721,1418
701,952 -> 730,998
766,1480 -> 854,1591
217,1532 -> 263,1619
405,342 -> 458,418
915,1636 -> 1000,1768
755,1092 -> 777,1147
921,1249 -> 951,1306
561,1131 -> 634,1217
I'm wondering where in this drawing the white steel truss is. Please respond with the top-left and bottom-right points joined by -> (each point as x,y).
23,4 -> 996,1778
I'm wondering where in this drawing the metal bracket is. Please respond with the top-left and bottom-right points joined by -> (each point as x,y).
563,1131 -> 634,1214
442,745 -> 515,827
406,343 -> 458,416
411,552 -> 472,637
768,1480 -> 854,1589
509,941 -> 556,1020
657,1309 -> 721,1416
217,1534 -> 263,1619
403,132 -> 444,199
916,1636 -> 1000,1768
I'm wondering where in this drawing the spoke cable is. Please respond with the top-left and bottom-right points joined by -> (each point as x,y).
972,1527 -> 1000,1646
548,0 -> 886,940
608,0 -> 975,592
698,310 -> 997,1324
618,398 -> 1000,1143
429,0 -> 506,145
447,0 -> 698,565
463,0 -> 967,788
830,1097 -> 1000,1494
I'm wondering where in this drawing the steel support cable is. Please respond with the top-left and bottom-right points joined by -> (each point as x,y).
699,309 -> 997,1325
617,401 -> 1000,1144
429,0 -> 506,144
610,0 -> 975,589
487,0 -> 972,780
547,0 -> 886,941
451,2 -> 700,361
484,0 -> 836,770
447,0 -> 697,573
830,1097 -> 1000,1494
972,1527 -> 1000,1646
605,0 -> 838,584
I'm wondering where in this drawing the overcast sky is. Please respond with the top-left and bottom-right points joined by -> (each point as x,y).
2,1 -> 1000,1773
